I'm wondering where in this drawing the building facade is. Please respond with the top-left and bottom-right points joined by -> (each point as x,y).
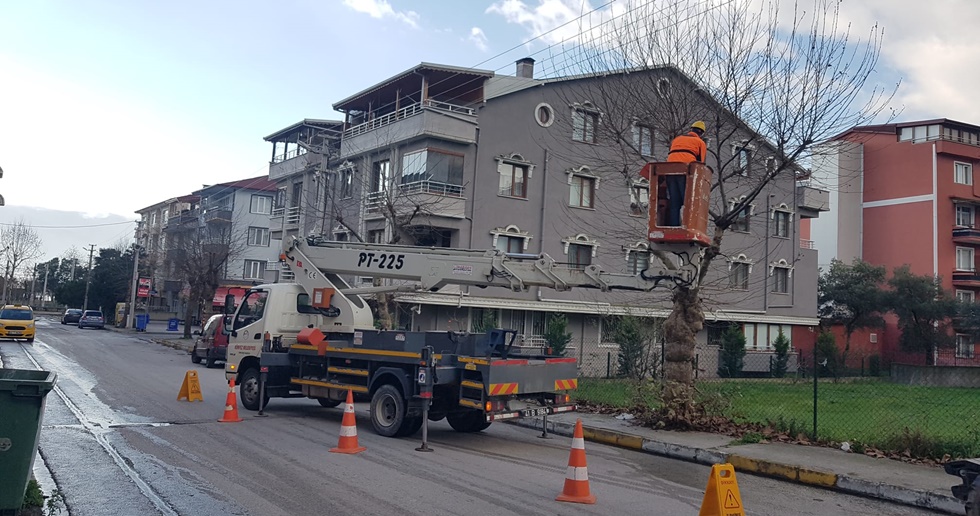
815,119 -> 980,366
265,60 -> 828,377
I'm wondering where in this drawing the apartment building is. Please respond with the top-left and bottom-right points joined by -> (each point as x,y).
815,119 -> 980,366
265,59 -> 828,376
135,176 -> 280,319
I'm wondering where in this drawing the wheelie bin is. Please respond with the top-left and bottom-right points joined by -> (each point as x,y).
0,369 -> 57,511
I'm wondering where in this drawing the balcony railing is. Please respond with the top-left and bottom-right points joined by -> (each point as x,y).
953,225 -> 980,245
272,147 -> 307,164
342,100 -> 476,139
953,270 -> 980,287
800,238 -> 815,249
399,180 -> 464,198
203,207 -> 233,224
285,206 -> 300,225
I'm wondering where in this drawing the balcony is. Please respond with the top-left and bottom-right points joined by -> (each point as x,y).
364,181 -> 466,220
800,238 -> 815,250
953,270 -> 980,288
164,210 -> 201,232
203,207 -> 233,224
339,100 -> 478,159
269,150 -> 322,181
797,185 -> 830,218
953,226 -> 980,245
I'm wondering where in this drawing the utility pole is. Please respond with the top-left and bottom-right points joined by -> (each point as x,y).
82,244 -> 95,312
41,263 -> 49,310
28,264 -> 37,307
127,243 -> 140,329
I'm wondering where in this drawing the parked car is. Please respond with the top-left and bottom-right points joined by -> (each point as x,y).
62,308 -> 83,325
78,310 -> 105,329
191,314 -> 231,368
0,304 -> 35,343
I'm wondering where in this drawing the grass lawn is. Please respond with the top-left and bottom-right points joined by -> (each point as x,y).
575,377 -> 980,458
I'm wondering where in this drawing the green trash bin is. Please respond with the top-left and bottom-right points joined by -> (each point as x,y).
0,369 -> 57,511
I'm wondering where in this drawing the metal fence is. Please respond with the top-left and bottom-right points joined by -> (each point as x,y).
572,337 -> 980,459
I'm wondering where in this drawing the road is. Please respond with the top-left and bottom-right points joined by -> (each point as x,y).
0,316 -> 944,516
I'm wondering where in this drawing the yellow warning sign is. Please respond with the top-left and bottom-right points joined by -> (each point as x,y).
177,370 -> 203,402
699,463 -> 745,516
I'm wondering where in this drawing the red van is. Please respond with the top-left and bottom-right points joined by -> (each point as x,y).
191,314 -> 231,368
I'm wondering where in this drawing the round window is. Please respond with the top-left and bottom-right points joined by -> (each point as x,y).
535,103 -> 554,127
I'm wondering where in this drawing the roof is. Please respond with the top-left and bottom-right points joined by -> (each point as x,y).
263,119 -> 343,142
833,118 -> 980,141
333,62 -> 494,112
195,175 -> 277,195
485,75 -> 541,99
135,197 -> 180,213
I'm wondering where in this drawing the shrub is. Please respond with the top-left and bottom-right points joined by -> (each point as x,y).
543,314 -> 572,357
717,325 -> 746,378
815,331 -> 840,378
611,316 -> 661,380
772,329 -> 790,378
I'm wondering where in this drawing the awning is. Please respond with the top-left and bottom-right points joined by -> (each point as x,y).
213,287 -> 248,307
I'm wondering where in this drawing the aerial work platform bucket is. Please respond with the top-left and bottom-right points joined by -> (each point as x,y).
640,161 -> 713,247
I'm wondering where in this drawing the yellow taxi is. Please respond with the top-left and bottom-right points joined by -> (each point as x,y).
0,304 -> 35,343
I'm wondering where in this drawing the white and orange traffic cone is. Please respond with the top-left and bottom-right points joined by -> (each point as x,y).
556,418 -> 596,504
217,377 -> 244,423
330,389 -> 366,454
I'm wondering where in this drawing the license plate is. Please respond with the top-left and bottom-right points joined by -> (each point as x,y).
521,408 -> 549,417
8,331 -> 20,335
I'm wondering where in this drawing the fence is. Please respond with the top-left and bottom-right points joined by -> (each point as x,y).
571,337 -> 980,459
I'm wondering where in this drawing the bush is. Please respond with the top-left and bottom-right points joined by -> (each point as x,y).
717,325 -> 746,378
611,316 -> 661,380
772,329 -> 790,378
543,314 -> 572,357
816,331 -> 840,378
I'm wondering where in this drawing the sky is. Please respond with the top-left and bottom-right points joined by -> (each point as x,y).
2,0 -> 980,261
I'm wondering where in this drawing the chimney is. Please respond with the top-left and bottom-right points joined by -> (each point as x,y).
516,57 -> 535,79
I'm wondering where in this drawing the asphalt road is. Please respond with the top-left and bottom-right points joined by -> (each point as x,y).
0,317 -> 945,516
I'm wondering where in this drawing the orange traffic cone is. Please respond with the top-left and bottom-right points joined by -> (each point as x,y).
330,390 -> 366,454
218,378 -> 244,423
556,418 -> 596,504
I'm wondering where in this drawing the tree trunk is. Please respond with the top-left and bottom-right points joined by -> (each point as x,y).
661,285 -> 705,423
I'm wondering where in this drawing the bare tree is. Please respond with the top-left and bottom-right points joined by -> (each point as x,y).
0,218 -> 43,304
542,0 -> 895,420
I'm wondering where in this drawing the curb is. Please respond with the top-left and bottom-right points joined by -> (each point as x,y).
510,417 -> 963,515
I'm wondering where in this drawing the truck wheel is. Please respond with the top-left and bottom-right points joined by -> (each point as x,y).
317,398 -> 342,408
191,346 -> 202,364
398,417 -> 423,437
205,349 -> 217,369
239,368 -> 266,411
447,410 -> 492,433
370,384 -> 406,437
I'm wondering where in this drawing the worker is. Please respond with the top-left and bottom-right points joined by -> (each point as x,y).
664,121 -> 708,226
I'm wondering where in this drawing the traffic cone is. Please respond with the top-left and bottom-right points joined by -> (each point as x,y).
218,378 -> 244,423
330,390 -> 366,454
556,418 -> 596,504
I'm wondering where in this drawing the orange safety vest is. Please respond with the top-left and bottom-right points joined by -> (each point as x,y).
667,132 -> 707,163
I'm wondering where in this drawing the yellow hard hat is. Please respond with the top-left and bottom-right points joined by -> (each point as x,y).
691,121 -> 706,132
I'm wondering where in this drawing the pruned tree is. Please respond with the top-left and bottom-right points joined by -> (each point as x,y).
0,218 -> 43,304
169,223 -> 245,338
886,265 -> 956,364
538,0 -> 895,420
818,258 -> 886,367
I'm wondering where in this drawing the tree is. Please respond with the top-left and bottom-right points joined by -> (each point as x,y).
610,315 -> 662,380
815,331 -> 840,379
0,218 -> 43,304
543,313 -> 573,357
886,265 -> 956,364
717,325 -> 746,378
87,247 -> 136,322
545,0 -> 894,419
771,329 -> 791,378
818,258 -> 886,368
169,224 -> 243,338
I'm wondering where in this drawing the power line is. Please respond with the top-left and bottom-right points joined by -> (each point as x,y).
0,220 -> 137,229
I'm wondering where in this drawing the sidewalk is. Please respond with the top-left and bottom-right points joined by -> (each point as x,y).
108,328 -> 966,514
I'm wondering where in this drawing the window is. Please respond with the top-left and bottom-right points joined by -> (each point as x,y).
244,260 -> 266,280
956,290 -> 975,303
247,227 -> 270,247
372,159 -> 390,193
733,206 -> 751,232
400,149 -> 464,193
956,334 -> 975,359
250,195 -> 272,215
729,255 -> 751,290
333,232 -> 349,242
499,162 -> 528,198
773,210 -> 791,237
535,103 -> 554,127
274,187 -> 287,209
572,108 -> 598,143
569,174 -> 595,208
955,162 -> 973,185
735,146 -> 751,175
340,167 -> 354,198
368,229 -> 385,244
234,290 -> 268,330
495,235 -> 524,254
956,205 -> 975,227
633,124 -> 654,156
568,244 -> 592,269
772,267 -> 789,294
957,247 -> 975,271
627,249 -> 651,274
630,180 -> 650,216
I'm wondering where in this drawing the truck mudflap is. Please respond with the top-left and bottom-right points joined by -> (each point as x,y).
486,403 -> 576,422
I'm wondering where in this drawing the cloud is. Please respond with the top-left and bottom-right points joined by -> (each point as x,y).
468,27 -> 489,52
342,0 -> 420,28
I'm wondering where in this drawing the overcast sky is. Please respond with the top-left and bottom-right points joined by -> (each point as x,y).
1,0 -> 979,259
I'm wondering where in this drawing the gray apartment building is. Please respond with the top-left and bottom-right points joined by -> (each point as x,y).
264,59 -> 828,376
135,176 -> 281,320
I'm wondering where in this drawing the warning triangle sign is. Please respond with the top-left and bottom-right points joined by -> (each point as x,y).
177,370 -> 203,402
698,463 -> 745,516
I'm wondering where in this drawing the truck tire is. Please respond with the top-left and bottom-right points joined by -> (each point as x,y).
317,398 -> 342,408
191,346 -> 202,364
447,410 -> 492,433
239,368 -> 266,411
205,349 -> 217,369
398,417 -> 423,437
370,384 -> 407,437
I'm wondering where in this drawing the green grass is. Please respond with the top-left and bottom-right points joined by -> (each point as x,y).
574,377 -> 980,458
